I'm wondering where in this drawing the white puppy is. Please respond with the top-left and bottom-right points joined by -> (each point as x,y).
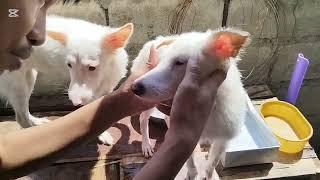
0,15 -> 132,145
131,28 -> 250,179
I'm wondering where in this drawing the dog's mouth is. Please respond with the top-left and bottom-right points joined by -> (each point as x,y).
75,104 -> 83,108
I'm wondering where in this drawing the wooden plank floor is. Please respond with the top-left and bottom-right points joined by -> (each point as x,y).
1,85 -> 319,179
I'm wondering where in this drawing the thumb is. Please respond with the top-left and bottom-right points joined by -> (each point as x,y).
183,56 -> 201,83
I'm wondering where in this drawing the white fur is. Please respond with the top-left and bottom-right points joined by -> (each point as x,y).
0,15 -> 130,145
131,28 -> 250,179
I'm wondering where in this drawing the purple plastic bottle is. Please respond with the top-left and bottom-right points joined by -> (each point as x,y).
286,53 -> 310,105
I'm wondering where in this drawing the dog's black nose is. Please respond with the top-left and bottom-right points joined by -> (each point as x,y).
131,82 -> 145,96
75,104 -> 83,108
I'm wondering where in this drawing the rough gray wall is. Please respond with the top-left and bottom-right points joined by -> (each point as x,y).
225,0 -> 320,152
48,0 -> 107,25
228,0 -> 320,152
107,0 -> 224,59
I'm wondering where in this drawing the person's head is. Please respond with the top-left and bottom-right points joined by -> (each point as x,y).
0,0 -> 56,72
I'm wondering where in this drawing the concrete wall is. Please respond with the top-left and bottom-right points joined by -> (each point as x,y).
224,0 -> 320,152
107,0 -> 224,58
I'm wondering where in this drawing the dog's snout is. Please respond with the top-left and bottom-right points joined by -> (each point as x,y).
131,82 -> 145,96
75,104 -> 83,107
71,97 -> 86,106
72,100 -> 83,107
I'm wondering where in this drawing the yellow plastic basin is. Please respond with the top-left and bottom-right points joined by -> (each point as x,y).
260,101 -> 313,154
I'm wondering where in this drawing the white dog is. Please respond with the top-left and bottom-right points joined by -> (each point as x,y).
131,28 -> 250,179
0,15 -> 132,145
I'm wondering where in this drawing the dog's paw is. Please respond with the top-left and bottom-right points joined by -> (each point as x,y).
142,138 -> 154,158
185,168 -> 198,180
201,168 -> 215,180
200,176 -> 217,180
98,131 -> 114,145
29,117 -> 50,126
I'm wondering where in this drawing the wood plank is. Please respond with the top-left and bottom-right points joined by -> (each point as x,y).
120,156 -> 148,180
54,115 -> 166,163
114,140 -> 320,180
0,94 -> 77,116
218,158 -> 318,179
1,86 -> 319,179
17,160 -> 120,180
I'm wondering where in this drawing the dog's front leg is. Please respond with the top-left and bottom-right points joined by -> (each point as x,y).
186,152 -> 198,180
203,139 -> 227,180
25,69 -> 51,126
140,108 -> 154,158
0,69 -> 49,128
5,76 -> 32,128
98,130 -> 114,145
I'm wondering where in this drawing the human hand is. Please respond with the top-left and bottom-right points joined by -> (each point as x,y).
167,55 -> 226,141
115,45 -> 159,115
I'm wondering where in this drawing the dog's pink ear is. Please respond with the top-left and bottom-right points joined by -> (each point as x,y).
134,45 -> 158,76
205,31 -> 248,60
146,45 -> 158,70
102,23 -> 134,51
47,31 -> 67,46
156,39 -> 175,49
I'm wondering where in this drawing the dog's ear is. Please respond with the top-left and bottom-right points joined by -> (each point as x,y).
146,45 -> 158,70
102,23 -> 134,51
47,31 -> 67,46
133,45 -> 158,76
205,31 -> 249,60
156,39 -> 175,49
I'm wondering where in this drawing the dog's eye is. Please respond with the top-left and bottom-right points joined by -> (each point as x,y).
67,63 -> 72,68
88,66 -> 96,71
175,61 -> 184,66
